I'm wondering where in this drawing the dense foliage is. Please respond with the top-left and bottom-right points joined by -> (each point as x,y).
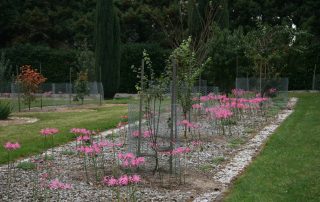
0,0 -> 319,90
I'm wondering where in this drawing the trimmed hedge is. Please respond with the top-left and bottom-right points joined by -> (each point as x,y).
2,43 -> 170,93
2,44 -> 77,82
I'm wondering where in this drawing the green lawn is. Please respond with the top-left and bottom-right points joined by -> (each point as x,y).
224,93 -> 320,202
0,97 -> 133,111
0,104 -> 127,164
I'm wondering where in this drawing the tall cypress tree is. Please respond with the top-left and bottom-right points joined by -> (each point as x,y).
113,11 -> 121,91
95,0 -> 120,98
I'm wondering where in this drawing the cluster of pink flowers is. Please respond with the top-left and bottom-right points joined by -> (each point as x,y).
70,128 -> 93,136
118,153 -> 145,168
199,93 -> 227,102
143,130 -> 153,138
178,120 -> 199,129
77,143 -> 101,155
131,130 -> 140,137
200,95 -> 210,102
192,104 -> 202,109
98,140 -> 123,148
197,92 -> 269,111
220,96 -> 268,103
40,128 -> 59,136
131,130 -> 153,138
76,135 -> 91,142
48,179 -> 72,190
4,142 -> 21,150
206,106 -> 233,119
219,97 -> 268,110
103,174 -> 141,187
162,147 -> 191,156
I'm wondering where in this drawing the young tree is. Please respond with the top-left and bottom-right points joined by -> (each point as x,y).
75,39 -> 95,81
74,70 -> 89,104
16,65 -> 47,110
167,37 -> 210,121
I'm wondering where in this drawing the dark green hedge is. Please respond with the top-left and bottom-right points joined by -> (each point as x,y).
3,44 -> 77,82
1,43 -> 170,93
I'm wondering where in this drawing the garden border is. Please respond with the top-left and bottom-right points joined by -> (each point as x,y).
193,97 -> 298,202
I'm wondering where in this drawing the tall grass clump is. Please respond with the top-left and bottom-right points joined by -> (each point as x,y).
0,101 -> 12,120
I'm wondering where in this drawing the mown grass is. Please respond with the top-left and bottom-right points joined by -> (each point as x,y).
0,97 -> 133,111
0,104 -> 127,164
224,93 -> 320,202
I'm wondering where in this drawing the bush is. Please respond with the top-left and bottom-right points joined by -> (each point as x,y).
0,101 -> 12,120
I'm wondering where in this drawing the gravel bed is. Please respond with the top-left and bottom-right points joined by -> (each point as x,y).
0,98 -> 297,202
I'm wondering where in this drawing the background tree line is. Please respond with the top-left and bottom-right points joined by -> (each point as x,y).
0,0 -> 319,93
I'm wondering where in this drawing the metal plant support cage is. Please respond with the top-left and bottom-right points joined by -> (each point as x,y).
126,75 -> 219,179
0,81 -> 104,111
235,77 -> 289,108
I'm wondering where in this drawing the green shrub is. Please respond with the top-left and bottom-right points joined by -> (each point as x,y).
0,101 -> 12,120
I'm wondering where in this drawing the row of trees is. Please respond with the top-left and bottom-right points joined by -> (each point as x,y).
0,0 -> 319,94
1,0 -> 318,47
